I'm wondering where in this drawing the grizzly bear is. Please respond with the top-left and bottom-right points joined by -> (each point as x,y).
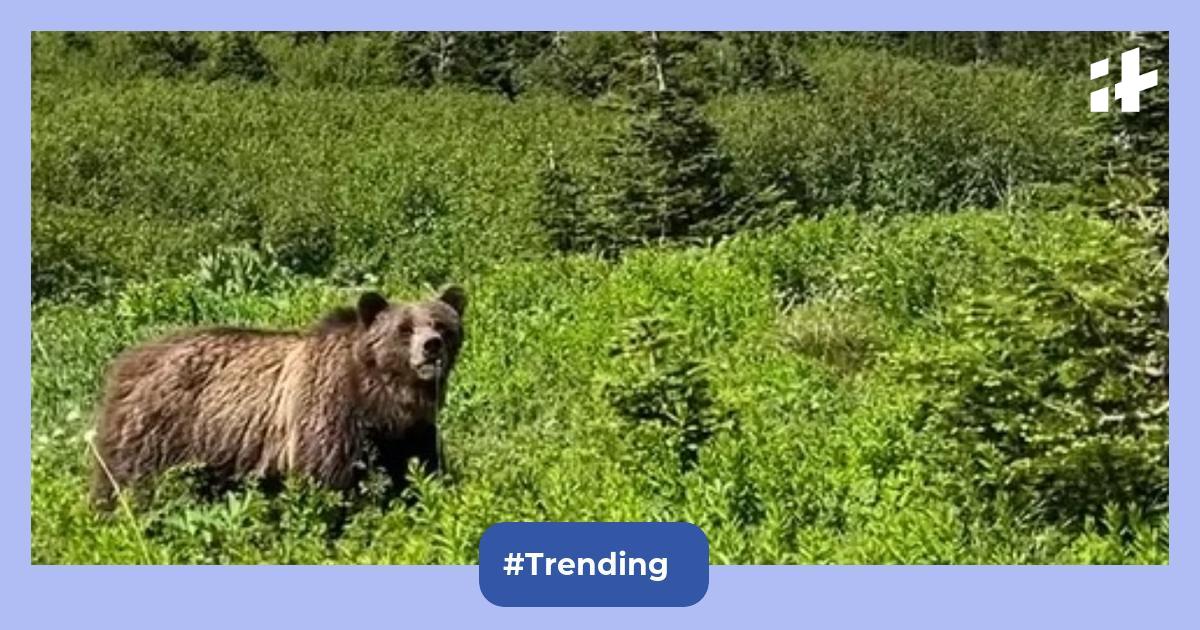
88,286 -> 467,508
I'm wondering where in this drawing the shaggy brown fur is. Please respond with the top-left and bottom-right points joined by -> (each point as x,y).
89,286 -> 467,508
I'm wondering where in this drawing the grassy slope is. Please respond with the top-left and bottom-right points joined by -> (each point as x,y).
32,210 -> 1166,564
32,47 -> 1095,302
30,45 -> 1163,564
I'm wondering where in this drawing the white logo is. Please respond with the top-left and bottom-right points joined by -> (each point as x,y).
1091,47 -> 1159,113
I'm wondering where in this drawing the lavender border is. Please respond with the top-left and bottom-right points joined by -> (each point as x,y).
6,3 -> 1191,627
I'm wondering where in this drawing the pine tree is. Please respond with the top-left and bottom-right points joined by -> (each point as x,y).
532,32 -> 630,99
463,32 -> 553,100
595,31 -> 737,249
1090,32 -> 1168,247
391,32 -> 457,88
724,32 -> 813,92
209,33 -> 275,83
533,145 -> 589,252
1121,31 -> 1169,207
129,32 -> 208,78
533,32 -> 795,255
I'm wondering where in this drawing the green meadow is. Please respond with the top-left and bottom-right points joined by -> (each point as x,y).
31,32 -> 1168,564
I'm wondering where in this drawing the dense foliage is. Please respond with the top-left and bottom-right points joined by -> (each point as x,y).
36,31 -> 1124,96
34,42 -> 1099,303
31,32 -> 1168,565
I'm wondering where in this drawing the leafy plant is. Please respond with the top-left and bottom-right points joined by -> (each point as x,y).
30,36 -> 1168,565
899,218 -> 1168,525
263,202 -> 337,277
129,32 -> 209,78
599,316 -> 734,471
207,33 -> 276,84
195,243 -> 295,296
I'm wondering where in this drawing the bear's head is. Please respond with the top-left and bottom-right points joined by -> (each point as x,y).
354,286 -> 467,384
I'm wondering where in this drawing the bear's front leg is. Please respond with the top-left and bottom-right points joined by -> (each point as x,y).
375,422 -> 440,493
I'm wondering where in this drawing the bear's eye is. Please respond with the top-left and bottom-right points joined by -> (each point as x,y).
397,322 -> 413,337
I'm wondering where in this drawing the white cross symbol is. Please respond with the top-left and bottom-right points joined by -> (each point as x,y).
1114,47 -> 1158,112
1092,47 -> 1159,113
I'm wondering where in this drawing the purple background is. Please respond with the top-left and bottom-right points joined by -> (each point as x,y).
5,2 -> 1191,627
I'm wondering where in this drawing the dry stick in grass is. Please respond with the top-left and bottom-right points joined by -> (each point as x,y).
85,429 -> 156,565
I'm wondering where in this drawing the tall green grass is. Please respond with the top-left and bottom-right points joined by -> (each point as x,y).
32,209 -> 1167,564
33,46 -> 1101,303
31,44 -> 1163,564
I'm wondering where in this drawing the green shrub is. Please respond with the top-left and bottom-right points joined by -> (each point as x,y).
129,32 -> 209,78
263,202 -> 337,277
32,46 -> 1104,303
32,210 -> 1169,564
207,33 -> 276,84
895,211 -> 1168,525
599,316 -> 735,471
31,83 -> 617,302
30,38 -> 1166,565
32,204 -> 235,303
533,151 -> 591,253
711,47 -> 1099,215
32,205 -> 121,302
195,244 -> 295,296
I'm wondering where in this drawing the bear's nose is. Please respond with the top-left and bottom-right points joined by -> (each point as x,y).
422,335 -> 444,355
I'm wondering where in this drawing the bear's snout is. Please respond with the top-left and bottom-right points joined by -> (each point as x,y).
422,335 -> 444,356
411,330 -> 448,380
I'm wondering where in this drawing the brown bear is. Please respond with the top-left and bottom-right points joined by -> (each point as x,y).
88,286 -> 467,508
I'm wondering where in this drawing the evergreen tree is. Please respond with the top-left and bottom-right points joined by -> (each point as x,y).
129,32 -> 208,78
535,31 -> 795,255
1121,31 -> 1169,208
1088,32 -> 1168,248
528,32 -> 630,99
209,33 -> 275,83
533,145 -> 590,252
390,31 -> 458,88
60,31 -> 94,53
390,32 -> 552,98
462,32 -> 553,100
721,32 -> 813,92
594,31 -> 738,249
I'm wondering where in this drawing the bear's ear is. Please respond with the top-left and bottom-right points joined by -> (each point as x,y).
357,292 -> 389,328
437,284 -> 468,317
